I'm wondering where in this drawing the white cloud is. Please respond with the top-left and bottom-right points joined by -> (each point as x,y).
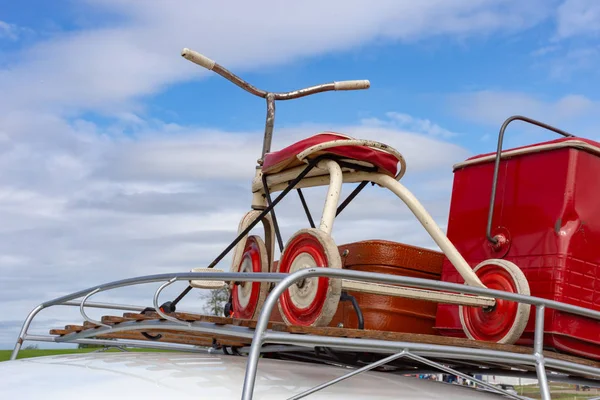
446,90 -> 600,148
548,47 -> 600,79
448,90 -> 599,127
95,120 -> 467,184
525,1 -> 600,79
556,0 -> 600,39
0,21 -> 19,41
529,39 -> 600,80
363,112 -> 458,138
0,0 -> 555,115
530,45 -> 560,57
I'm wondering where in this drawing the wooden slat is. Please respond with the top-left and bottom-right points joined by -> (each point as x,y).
121,311 -> 285,330
270,324 -> 600,368
101,315 -> 135,324
121,312 -> 231,324
49,329 -> 71,335
47,311 -> 600,370
96,330 -> 247,347
273,324 -> 528,349
64,325 -> 85,332
83,321 -> 101,329
50,314 -> 251,347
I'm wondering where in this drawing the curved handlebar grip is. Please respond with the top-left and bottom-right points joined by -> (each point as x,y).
181,48 -> 216,71
334,80 -> 370,91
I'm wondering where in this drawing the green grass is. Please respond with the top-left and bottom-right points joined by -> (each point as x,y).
514,383 -> 599,399
0,348 -> 170,362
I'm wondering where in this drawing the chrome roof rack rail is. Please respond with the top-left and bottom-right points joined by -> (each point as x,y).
10,268 -> 600,400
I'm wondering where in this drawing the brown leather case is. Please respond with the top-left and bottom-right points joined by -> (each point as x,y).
270,239 -> 444,334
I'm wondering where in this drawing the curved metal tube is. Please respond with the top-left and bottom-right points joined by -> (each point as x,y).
373,173 -> 485,288
182,48 -> 369,163
486,115 -> 574,244
317,159 -> 343,235
80,288 -> 112,328
153,278 -> 191,327
38,272 -> 282,309
10,304 -> 44,360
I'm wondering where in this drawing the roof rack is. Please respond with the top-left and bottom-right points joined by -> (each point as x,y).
10,268 -> 600,400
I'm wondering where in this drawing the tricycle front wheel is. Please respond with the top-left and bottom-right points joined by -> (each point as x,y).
459,259 -> 531,344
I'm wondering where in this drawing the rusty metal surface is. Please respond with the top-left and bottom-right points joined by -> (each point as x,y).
212,63 -> 267,98
261,93 -> 276,159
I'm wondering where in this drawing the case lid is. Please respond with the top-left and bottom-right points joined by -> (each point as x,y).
453,137 -> 600,171
337,239 -> 443,276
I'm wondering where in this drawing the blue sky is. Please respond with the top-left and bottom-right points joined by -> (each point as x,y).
1,0 -> 600,348
4,2 -> 600,137
4,0 -> 600,145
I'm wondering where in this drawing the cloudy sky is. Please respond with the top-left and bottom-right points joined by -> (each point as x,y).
2,0 -> 600,349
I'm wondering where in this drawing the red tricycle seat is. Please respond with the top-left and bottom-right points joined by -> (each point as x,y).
262,132 -> 401,177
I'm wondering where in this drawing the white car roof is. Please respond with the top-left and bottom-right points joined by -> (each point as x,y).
0,351 -> 507,399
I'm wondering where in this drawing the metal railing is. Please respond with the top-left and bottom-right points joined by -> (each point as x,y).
10,268 -> 600,400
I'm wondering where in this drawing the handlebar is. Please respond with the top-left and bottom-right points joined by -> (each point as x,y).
181,47 -> 370,100
181,48 -> 215,71
334,80 -> 370,90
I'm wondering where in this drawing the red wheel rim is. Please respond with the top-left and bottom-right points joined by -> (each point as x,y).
231,237 -> 263,319
278,232 -> 329,326
461,264 -> 519,341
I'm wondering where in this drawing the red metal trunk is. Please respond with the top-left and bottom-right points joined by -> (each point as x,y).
434,137 -> 600,360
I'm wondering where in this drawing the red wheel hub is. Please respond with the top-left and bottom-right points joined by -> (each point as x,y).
278,232 -> 330,326
461,264 -> 519,342
232,237 -> 263,319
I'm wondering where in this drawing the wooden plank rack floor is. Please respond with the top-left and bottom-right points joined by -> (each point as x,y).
48,310 -> 600,383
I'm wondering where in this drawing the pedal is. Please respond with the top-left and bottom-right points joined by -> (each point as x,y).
189,267 -> 227,289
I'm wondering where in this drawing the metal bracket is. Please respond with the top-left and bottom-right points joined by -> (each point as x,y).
486,115 -> 574,244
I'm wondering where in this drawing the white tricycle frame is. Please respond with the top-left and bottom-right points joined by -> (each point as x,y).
163,47 -> 531,345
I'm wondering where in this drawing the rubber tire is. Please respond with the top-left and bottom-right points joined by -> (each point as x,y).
459,259 -> 531,344
276,228 -> 342,327
231,235 -> 269,320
